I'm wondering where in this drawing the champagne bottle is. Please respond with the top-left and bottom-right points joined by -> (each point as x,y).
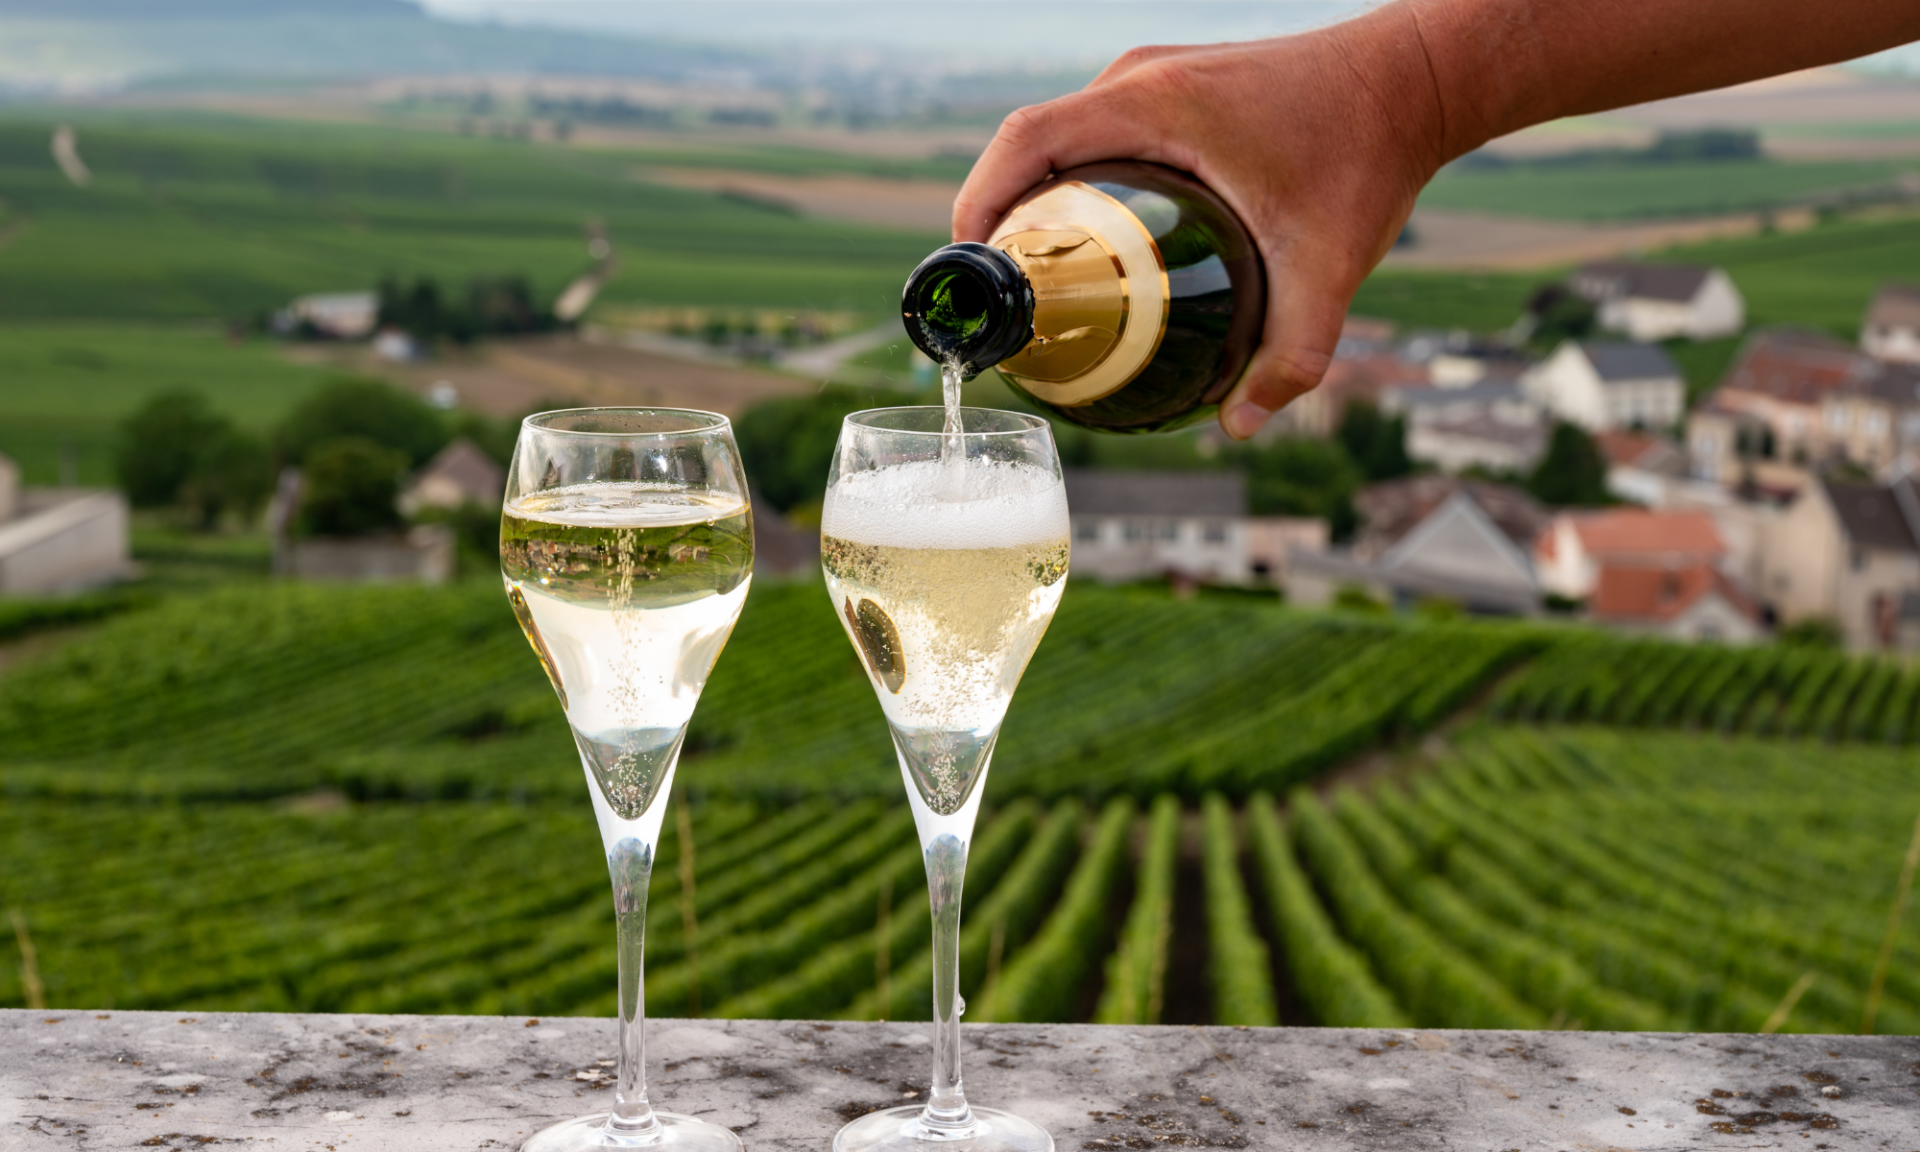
902,161 -> 1266,433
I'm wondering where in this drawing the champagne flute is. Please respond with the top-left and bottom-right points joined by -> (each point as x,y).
821,407 -> 1069,1152
501,408 -> 752,1152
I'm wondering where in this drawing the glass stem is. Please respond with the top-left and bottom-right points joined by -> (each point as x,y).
921,832 -> 973,1132
608,836 -> 660,1134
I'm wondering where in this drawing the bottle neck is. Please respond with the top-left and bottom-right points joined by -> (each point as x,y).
901,242 -> 1035,375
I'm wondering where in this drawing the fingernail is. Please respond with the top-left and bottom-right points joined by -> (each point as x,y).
1224,402 -> 1272,440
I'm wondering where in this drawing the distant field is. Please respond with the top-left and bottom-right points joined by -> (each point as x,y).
1657,212 -> 1920,333
0,324 -> 329,485
1420,157 -> 1915,221
0,112 -> 942,323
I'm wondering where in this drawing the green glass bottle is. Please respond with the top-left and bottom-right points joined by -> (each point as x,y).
902,161 -> 1266,433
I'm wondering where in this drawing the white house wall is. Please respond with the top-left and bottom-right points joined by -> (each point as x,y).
0,492 -> 129,594
1068,516 -> 1250,584
1864,324 -> 1920,364
1525,344 -> 1607,429
1688,272 -> 1746,339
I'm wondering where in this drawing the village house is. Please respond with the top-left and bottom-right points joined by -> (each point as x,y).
1758,470 -> 1920,649
1687,329 -> 1865,478
1819,359 -> 1920,474
1523,340 -> 1686,431
1382,377 -> 1536,427
1588,564 -> 1765,644
1534,507 -> 1730,600
1861,283 -> 1920,364
1566,261 -> 1746,342
1593,429 -> 1690,506
0,451 -> 130,594
1406,412 -> 1548,475
397,438 -> 506,516
281,291 -> 380,339
1288,474 -> 1547,614
1062,470 -> 1321,586
1270,347 -> 1428,438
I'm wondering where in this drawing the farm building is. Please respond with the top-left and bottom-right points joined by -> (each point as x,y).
1586,563 -> 1764,644
1819,359 -> 1920,473
1759,470 -> 1920,649
1687,329 -> 1866,476
0,451 -> 130,595
1534,507 -> 1731,601
1289,475 -> 1546,614
1523,340 -> 1685,432
1062,469 -> 1316,586
398,438 -> 505,516
1861,283 -> 1920,363
1405,411 -> 1547,474
1566,261 -> 1745,341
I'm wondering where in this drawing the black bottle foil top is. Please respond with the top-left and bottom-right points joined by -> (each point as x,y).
900,242 -> 1035,374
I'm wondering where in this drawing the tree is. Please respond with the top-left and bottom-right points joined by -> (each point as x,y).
1526,421 -> 1611,506
275,377 -> 449,469
1521,284 -> 1597,351
1235,436 -> 1363,541
733,386 -> 916,514
117,390 -> 228,508
1335,399 -> 1413,482
115,389 -> 273,527
298,437 -> 408,537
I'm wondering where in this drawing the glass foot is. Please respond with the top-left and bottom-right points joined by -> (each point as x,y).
523,1112 -> 744,1152
834,1106 -> 1053,1152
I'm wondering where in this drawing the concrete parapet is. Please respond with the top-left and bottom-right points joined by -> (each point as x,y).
5,1010 -> 1917,1149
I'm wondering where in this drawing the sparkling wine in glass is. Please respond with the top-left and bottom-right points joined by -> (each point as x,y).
502,408 -> 752,1152
821,406 -> 1069,1152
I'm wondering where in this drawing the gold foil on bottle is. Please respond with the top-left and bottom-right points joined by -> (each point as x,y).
990,181 -> 1169,407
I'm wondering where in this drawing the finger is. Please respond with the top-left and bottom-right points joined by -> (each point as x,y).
1218,244 -> 1358,440
951,82 -> 1186,242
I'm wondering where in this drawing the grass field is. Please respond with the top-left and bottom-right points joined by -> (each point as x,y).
3,577 -> 1916,1032
0,112 -> 943,323
1420,157 -> 1917,221
0,324 -> 331,485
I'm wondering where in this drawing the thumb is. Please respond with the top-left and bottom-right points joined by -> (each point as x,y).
1218,244 -> 1357,440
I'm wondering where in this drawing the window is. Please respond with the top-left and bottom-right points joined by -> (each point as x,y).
1852,546 -> 1868,573
1867,411 -> 1888,436
1828,406 -> 1849,432
1074,520 -> 1100,544
1123,520 -> 1145,542
1153,521 -> 1178,542
1202,521 -> 1229,544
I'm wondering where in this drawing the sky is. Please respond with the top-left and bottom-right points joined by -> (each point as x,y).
415,0 -> 1918,75
413,0 -> 1376,69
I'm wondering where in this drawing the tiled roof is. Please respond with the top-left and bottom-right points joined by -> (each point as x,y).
1719,328 -> 1869,405
1824,476 -> 1920,554
413,438 -> 504,503
1063,469 -> 1246,518
1590,563 -> 1758,624
1849,360 -> 1920,406
1355,474 -> 1547,554
1593,430 -> 1666,468
1865,283 -> 1920,332
1583,341 -> 1681,382
1572,261 -> 1714,303
1567,508 -> 1726,559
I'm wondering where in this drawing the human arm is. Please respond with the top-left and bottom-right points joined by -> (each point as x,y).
952,0 -> 1920,439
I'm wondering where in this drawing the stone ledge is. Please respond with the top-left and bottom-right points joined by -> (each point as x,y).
4,1009 -> 1917,1149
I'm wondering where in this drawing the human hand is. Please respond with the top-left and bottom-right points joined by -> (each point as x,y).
951,8 -> 1460,439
